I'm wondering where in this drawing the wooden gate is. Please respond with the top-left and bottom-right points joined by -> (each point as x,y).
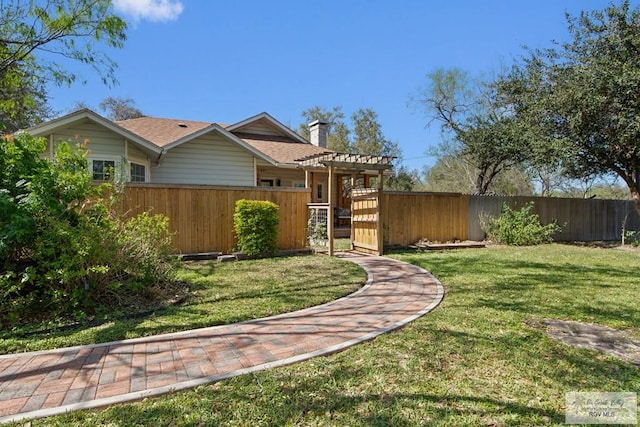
351,188 -> 383,255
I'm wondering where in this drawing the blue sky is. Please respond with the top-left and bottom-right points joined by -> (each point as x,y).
47,0 -> 632,171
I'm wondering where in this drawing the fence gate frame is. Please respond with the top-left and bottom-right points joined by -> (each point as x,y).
297,153 -> 394,256
351,185 -> 386,255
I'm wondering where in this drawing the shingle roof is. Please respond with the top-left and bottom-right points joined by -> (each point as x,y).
116,117 -> 213,148
115,116 -> 332,165
233,132 -> 333,164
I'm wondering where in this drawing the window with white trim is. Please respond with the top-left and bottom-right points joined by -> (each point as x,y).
92,160 -> 115,181
130,162 -> 146,182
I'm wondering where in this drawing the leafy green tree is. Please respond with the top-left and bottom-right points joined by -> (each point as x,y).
299,106 -> 401,158
0,0 -> 127,86
0,55 -> 52,133
415,68 -> 530,195
0,0 -> 127,132
500,0 -> 640,213
299,105 -> 351,152
351,108 -> 401,158
386,165 -> 422,191
422,154 -> 477,193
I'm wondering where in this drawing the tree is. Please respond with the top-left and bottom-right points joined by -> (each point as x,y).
0,54 -> 52,133
0,0 -> 127,86
501,0 -> 640,213
351,108 -> 401,158
415,68 -> 530,195
299,106 -> 401,158
99,96 -> 144,121
386,165 -> 422,191
422,154 -> 534,195
0,0 -> 127,133
299,105 -> 351,152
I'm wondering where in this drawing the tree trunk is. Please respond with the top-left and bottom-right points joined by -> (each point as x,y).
620,168 -> 640,217
475,171 -> 487,195
632,170 -> 640,217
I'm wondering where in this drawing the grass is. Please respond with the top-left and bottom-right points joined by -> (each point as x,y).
0,254 -> 365,355
309,237 -> 353,252
7,244 -> 640,426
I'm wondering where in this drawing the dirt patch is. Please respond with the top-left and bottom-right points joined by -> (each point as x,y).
528,319 -> 640,366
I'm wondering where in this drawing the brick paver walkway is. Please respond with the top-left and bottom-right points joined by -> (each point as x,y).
0,253 -> 444,424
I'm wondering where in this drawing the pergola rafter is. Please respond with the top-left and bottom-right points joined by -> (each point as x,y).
296,152 -> 395,171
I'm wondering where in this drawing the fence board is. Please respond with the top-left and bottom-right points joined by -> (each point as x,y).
468,195 -> 640,241
351,190 -> 381,254
382,192 -> 469,246
121,184 -> 640,255
384,192 -> 639,246
122,184 -> 311,254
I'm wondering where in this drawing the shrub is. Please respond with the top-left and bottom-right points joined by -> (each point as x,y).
116,212 -> 179,283
233,199 -> 279,257
481,202 -> 562,246
0,132 -> 178,328
623,230 -> 640,246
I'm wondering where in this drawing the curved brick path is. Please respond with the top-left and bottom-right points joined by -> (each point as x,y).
0,252 -> 444,424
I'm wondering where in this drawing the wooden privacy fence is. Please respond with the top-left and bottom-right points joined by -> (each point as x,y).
382,192 -> 469,247
122,184 -> 311,254
120,185 -> 640,255
467,195 -> 640,241
382,192 -> 640,246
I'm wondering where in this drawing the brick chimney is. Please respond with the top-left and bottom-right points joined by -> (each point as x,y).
309,120 -> 328,148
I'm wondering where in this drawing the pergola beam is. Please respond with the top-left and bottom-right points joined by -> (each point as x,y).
296,152 -> 395,171
319,160 -> 393,171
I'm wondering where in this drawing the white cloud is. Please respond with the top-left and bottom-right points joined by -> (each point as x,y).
113,0 -> 184,23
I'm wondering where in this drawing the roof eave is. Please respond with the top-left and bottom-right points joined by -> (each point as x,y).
227,112 -> 309,144
163,124 -> 279,166
25,109 -> 163,155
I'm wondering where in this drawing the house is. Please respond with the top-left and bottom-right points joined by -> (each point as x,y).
27,110 -> 395,245
27,109 -> 337,199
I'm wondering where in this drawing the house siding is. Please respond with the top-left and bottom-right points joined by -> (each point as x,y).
233,120 -> 281,136
257,165 -> 306,187
127,143 -> 149,163
51,122 -> 125,157
152,133 -> 255,185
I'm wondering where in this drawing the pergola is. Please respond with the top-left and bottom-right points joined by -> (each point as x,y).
297,153 -> 395,255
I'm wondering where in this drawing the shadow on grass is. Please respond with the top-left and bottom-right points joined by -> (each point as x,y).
62,370 -> 565,426
0,278 -> 363,355
426,325 -> 640,387
390,248 -> 640,327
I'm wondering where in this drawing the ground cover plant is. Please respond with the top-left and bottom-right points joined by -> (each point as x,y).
9,244 -> 638,426
0,255 -> 365,354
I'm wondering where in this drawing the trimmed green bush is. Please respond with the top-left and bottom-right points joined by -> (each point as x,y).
482,202 -> 562,246
233,199 -> 279,257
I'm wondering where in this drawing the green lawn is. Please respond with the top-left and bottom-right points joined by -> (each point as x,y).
0,255 -> 365,355
7,244 -> 640,426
